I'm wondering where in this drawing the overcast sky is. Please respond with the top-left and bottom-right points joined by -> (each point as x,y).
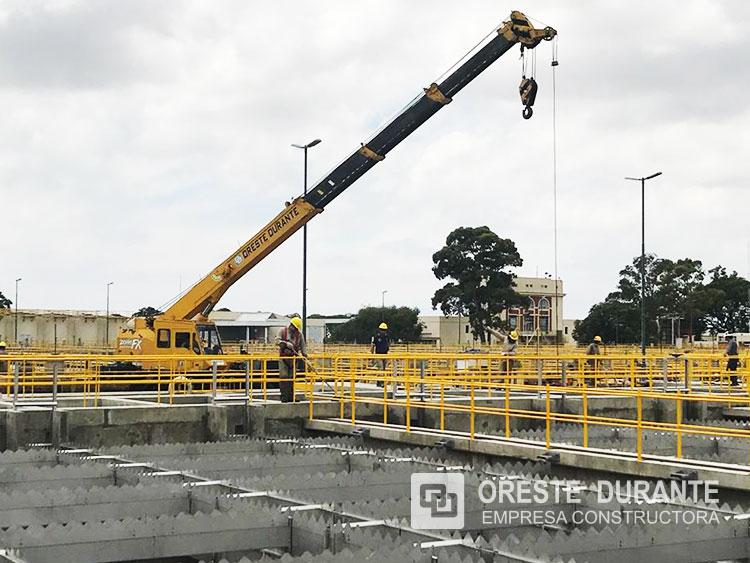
2,0 -> 749,321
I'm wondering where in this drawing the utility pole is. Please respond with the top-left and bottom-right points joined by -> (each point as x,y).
14,278 -> 22,345
292,139 -> 322,341
106,282 -> 114,352
625,172 -> 662,355
381,290 -> 387,320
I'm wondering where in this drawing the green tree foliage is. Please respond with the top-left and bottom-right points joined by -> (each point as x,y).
133,306 -> 163,318
0,292 -> 10,309
329,306 -> 423,343
698,267 -> 750,334
576,255 -> 750,344
431,227 -> 523,344
573,301 -> 640,344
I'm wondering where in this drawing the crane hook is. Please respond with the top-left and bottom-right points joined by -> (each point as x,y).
519,75 -> 538,120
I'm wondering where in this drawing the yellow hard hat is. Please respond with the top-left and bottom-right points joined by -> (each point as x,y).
0,342 -> 6,348
290,317 -> 303,331
509,331 -> 518,340
594,335 -> 602,342
379,322 -> 388,330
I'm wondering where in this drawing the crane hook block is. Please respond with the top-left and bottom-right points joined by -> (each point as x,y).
519,75 -> 538,120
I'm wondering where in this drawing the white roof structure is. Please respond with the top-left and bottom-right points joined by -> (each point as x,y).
208,311 -> 289,327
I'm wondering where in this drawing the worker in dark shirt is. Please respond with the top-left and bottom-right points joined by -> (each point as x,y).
371,322 -> 390,386
0,342 -> 7,376
725,335 -> 740,387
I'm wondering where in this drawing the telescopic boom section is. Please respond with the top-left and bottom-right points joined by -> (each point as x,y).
161,11 -> 555,322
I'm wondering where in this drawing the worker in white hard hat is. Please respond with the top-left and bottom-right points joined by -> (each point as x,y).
371,322 -> 391,385
275,316 -> 308,403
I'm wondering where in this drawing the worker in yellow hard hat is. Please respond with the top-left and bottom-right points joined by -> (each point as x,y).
275,316 -> 307,403
371,322 -> 391,385
585,335 -> 603,386
486,326 -> 519,382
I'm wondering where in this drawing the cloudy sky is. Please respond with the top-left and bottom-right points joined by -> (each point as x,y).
2,0 -> 749,321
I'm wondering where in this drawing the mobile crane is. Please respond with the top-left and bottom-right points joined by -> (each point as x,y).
116,11 -> 556,367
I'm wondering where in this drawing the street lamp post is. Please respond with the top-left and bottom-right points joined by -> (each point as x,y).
14,278 -> 21,345
292,138 -> 322,340
625,172 -> 662,355
106,282 -> 114,351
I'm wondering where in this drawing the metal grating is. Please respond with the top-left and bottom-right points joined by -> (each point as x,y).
0,437 -> 747,563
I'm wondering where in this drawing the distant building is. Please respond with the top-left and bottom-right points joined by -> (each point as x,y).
562,319 -> 577,345
208,311 -> 288,344
419,316 -> 466,347
501,276 -> 564,345
420,276 -> 565,347
208,311 -> 350,344
0,309 -> 128,347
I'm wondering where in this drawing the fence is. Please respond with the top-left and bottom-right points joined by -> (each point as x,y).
0,351 -> 746,404
1,350 -> 749,463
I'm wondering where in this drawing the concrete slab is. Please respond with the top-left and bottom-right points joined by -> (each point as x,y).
306,418 -> 750,491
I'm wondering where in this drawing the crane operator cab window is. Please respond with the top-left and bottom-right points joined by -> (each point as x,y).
198,325 -> 223,355
157,329 -> 171,349
175,332 -> 191,351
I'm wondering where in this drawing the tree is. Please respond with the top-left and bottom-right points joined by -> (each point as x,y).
0,292 -> 10,309
576,254 -> 750,344
698,267 -> 750,335
133,306 -> 163,318
431,227 -> 523,344
599,255 -> 707,344
329,306 -> 423,343
573,300 -> 640,344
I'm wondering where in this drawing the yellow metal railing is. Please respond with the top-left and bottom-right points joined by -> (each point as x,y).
0,352 -> 747,395
2,350 -> 750,464
304,369 -> 750,463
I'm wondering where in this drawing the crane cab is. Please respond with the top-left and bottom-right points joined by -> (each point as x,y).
116,317 -> 224,370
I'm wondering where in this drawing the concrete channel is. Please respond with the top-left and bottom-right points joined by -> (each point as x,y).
0,388 -> 749,562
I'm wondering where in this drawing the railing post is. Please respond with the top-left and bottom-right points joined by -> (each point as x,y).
662,359 -> 668,391
350,372 -> 356,424
12,363 -> 19,409
439,382 -> 445,431
308,371 -> 314,420
262,358 -> 268,403
504,384 -> 510,438
383,372 -> 388,425
561,361 -> 566,387
52,364 -> 59,404
338,358 -> 345,419
405,366 -> 411,432
683,358 -> 690,393
470,381 -> 475,440
636,391 -> 643,461
582,387 -> 588,448
545,384 -> 551,449
676,391 -> 682,458
211,362 -> 218,402
245,361 -> 251,405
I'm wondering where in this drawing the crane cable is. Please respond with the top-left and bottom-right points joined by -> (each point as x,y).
551,36 -> 560,356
